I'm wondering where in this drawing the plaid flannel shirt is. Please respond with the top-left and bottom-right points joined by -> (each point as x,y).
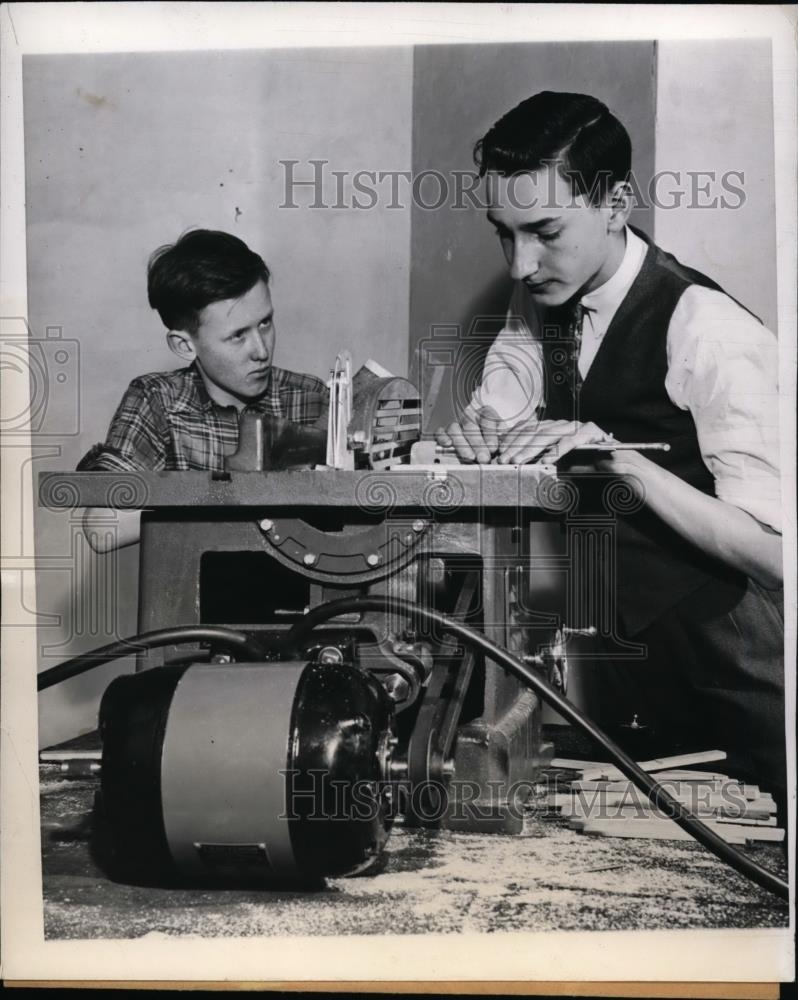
78,363 -> 328,472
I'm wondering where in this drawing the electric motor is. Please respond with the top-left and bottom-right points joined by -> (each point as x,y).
97,658 -> 395,886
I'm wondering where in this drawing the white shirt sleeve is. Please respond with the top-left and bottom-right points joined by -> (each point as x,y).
466,282 -> 545,431
665,285 -> 781,532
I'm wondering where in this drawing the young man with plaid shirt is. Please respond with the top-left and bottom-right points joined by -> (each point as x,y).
79,229 -> 328,547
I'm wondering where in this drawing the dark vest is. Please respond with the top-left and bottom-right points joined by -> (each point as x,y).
541,228 -> 751,635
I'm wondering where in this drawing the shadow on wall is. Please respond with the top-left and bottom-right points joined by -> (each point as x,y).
423,273 -> 512,433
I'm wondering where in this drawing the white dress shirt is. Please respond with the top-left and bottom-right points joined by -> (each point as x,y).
468,227 -> 781,532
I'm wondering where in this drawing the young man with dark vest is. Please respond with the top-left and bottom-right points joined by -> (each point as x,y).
438,92 -> 785,807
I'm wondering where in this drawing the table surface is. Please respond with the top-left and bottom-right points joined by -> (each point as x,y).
40,730 -> 789,940
38,467 -> 560,510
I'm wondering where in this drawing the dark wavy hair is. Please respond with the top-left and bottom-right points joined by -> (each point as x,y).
147,229 -> 271,333
474,91 -> 631,204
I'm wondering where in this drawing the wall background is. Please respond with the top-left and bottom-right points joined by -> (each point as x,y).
654,39 -> 777,333
27,47 -> 414,746
28,41 -> 777,747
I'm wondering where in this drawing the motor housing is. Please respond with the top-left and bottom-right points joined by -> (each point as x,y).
97,658 -> 395,886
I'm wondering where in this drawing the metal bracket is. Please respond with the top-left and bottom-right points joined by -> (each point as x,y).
257,516 -> 430,584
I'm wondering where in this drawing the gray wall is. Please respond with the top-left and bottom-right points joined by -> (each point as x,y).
655,39 -> 777,332
27,48 -> 413,746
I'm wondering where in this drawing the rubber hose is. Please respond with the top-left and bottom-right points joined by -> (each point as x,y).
282,595 -> 789,902
36,626 -> 265,692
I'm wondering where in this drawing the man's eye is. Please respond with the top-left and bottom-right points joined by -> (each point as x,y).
258,319 -> 272,330
538,231 -> 561,243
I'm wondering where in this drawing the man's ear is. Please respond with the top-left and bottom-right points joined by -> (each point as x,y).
607,181 -> 633,232
166,329 -> 197,362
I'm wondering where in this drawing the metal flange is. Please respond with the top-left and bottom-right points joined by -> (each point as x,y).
257,515 -> 430,584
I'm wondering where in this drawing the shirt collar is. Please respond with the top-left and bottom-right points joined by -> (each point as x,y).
175,362 -> 274,414
579,226 -> 647,329
184,362 -> 215,412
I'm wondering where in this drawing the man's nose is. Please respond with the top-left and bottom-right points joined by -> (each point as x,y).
509,239 -> 542,281
250,330 -> 270,361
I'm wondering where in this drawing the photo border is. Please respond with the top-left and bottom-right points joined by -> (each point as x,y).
1,1 -> 795,988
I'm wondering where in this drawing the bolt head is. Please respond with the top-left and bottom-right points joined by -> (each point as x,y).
318,645 -> 344,665
303,552 -> 318,566
366,553 -> 381,566
259,518 -> 273,532
412,519 -> 425,533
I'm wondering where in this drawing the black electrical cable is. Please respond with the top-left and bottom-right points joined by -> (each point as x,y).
282,595 -> 789,902
36,626 -> 265,692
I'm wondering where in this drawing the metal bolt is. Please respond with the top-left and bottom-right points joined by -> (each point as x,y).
303,552 -> 318,566
562,625 -> 598,637
412,519 -> 425,533
428,557 -> 446,585
259,518 -> 273,532
318,645 -> 344,665
383,674 -> 410,703
366,553 -> 381,566
390,758 -> 409,779
522,653 -> 545,666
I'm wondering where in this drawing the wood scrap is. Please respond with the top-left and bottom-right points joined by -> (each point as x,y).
579,750 -> 727,783
550,800 -> 776,824
545,747 -> 783,845
548,758 -> 607,771
574,817 -> 785,844
571,775 -> 756,795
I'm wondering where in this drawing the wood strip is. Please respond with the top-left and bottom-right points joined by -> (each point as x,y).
573,817 -> 784,843
572,773 -> 744,787
570,780 -> 767,806
551,802 -> 777,824
39,749 -> 102,762
574,820 -> 748,845
548,758 -> 606,770
554,791 -> 774,816
571,778 -> 746,793
580,750 -> 726,782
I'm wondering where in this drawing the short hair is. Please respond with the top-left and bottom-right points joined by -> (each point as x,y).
147,229 -> 271,333
474,91 -> 631,204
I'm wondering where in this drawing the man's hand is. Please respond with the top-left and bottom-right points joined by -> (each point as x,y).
496,419 -> 615,465
436,406 -> 502,464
